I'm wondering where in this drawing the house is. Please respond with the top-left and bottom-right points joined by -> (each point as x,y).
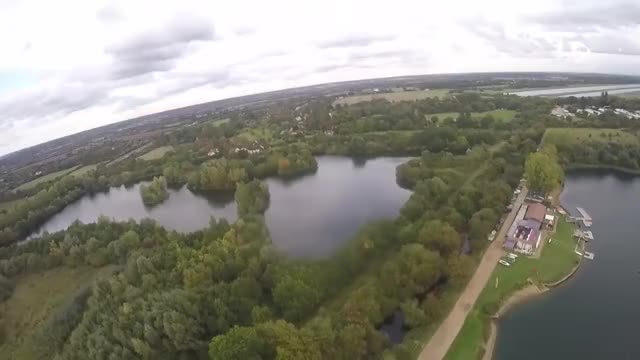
503,203 -> 547,255
524,203 -> 546,224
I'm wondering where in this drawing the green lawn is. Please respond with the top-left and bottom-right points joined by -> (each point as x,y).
543,128 -> 639,145
13,166 -> 80,192
425,109 -> 518,123
137,145 -> 174,161
67,163 -> 99,178
333,89 -> 451,106
445,216 -> 580,360
210,118 -> 230,126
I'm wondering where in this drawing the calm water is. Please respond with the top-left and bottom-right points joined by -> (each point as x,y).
512,84 -> 640,97
495,170 -> 640,360
30,156 -> 411,257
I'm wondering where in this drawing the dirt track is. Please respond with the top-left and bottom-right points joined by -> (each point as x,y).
418,188 -> 528,360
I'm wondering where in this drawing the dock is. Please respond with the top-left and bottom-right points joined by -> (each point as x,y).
573,229 -> 594,241
569,207 -> 593,227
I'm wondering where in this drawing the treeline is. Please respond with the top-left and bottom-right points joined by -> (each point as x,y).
556,140 -> 640,171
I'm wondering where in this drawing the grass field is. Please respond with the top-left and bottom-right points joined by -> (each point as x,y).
235,128 -> 274,142
445,217 -> 580,360
0,266 -> 116,360
211,118 -> 230,126
13,166 -> 80,192
543,128 -> 639,145
333,89 -> 451,106
426,109 -> 518,123
137,145 -> 174,160
67,163 -> 99,178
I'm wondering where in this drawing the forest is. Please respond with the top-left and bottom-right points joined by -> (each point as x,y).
0,87 -> 635,360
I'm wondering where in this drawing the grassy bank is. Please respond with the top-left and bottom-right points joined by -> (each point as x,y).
0,266 -> 116,360
444,216 -> 580,360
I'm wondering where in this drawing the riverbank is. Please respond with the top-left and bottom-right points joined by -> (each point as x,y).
482,260 -> 585,360
566,163 -> 640,175
444,215 -> 581,360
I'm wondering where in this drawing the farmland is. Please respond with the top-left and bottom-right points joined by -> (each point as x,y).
137,145 -> 174,160
426,109 -> 518,123
12,166 -> 80,192
333,89 -> 450,106
67,163 -> 100,178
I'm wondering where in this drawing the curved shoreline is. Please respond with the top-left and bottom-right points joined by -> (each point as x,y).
482,258 -> 583,360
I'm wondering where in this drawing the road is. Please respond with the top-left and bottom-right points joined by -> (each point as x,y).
418,186 -> 528,360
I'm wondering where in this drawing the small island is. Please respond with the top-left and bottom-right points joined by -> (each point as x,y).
139,176 -> 169,206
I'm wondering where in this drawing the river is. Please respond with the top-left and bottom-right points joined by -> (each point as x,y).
30,156 -> 411,258
511,84 -> 640,97
495,170 -> 640,359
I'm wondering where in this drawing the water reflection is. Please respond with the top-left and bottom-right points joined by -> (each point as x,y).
29,156 -> 412,258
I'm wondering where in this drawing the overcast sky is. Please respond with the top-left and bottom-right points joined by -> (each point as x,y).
1,0 -> 640,155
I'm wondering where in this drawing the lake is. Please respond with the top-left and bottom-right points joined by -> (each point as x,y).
30,156 -> 412,258
495,170 -> 640,359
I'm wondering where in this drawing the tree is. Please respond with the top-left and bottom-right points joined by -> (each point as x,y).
139,176 -> 169,206
469,208 -> 498,243
524,146 -> 564,193
273,275 -> 320,322
209,326 -> 266,360
418,220 -> 460,258
380,244 -> 445,299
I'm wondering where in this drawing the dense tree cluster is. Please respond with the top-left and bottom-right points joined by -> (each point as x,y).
525,144 -> 565,194
140,177 -> 169,206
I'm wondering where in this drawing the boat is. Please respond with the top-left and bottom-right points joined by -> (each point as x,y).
499,259 -> 511,266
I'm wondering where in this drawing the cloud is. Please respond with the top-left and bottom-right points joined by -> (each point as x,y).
578,34 -> 640,56
530,4 -> 640,30
464,19 -> 557,57
2,0 -> 640,155
318,34 -> 395,49
96,3 -> 124,23
106,18 -> 216,80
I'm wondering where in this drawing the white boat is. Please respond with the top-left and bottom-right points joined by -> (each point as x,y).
499,259 -> 511,266
507,253 -> 518,260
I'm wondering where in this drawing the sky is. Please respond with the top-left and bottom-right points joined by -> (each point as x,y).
1,0 -> 640,155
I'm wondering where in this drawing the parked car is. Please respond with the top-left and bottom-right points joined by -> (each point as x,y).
499,259 -> 511,266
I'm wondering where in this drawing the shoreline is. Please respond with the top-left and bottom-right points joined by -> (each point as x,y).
482,257 -> 583,360
566,163 -> 640,175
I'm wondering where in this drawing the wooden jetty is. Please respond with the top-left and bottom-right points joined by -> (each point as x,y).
569,207 -> 593,227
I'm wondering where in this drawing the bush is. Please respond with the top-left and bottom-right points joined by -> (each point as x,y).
0,274 -> 15,302
481,301 -> 499,316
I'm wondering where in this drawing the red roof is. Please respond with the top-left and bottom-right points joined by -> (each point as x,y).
524,203 -> 546,223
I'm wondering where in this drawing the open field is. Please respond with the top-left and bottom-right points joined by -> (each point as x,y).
67,163 -> 99,177
137,145 -> 174,160
13,166 -> 80,192
445,216 -> 579,360
0,266 -> 116,360
426,109 -> 517,123
210,118 -> 230,126
333,89 -> 450,106
543,128 -> 639,145
235,128 -> 274,142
